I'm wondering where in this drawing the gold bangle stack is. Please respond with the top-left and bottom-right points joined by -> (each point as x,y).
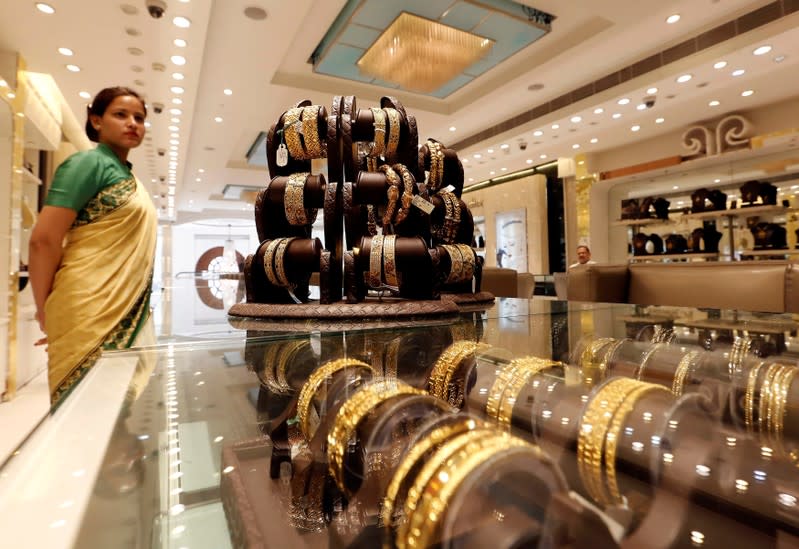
275,339 -> 307,391
427,140 -> 444,192
434,191 -> 461,243
370,107 -> 387,159
755,362 -> 797,457
442,244 -> 465,284
579,337 -> 615,386
728,337 -> 752,379
744,361 -> 766,432
577,377 -> 640,506
392,163 -> 415,226
672,350 -> 700,397
496,357 -> 560,429
301,105 -> 325,158
380,417 -> 482,530
284,172 -> 318,226
384,108 -> 401,162
296,358 -> 374,441
380,164 -> 401,226
282,107 -> 306,160
263,238 -> 282,286
327,380 -> 426,491
368,235 -> 384,289
382,235 -> 399,288
275,236 -> 297,288
428,340 -> 487,403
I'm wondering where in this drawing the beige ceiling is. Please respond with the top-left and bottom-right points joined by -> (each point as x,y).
0,0 -> 796,223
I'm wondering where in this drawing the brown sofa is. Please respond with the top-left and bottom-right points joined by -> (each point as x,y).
566,260 -> 799,313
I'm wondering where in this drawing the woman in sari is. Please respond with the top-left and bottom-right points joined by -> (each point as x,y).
29,86 -> 157,405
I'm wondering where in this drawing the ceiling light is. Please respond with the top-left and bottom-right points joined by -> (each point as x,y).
636,103 -> 647,111
666,14 -> 680,24
489,171 -> 495,175
58,47 -> 73,56
572,144 -> 580,149
174,38 -> 187,48
195,177 -> 202,182
500,143 -> 509,149
66,64 -> 80,72
593,107 -> 604,114
173,16 -> 191,28
708,100 -> 720,107
501,167 -> 507,171
617,98 -> 630,105
487,148 -> 494,153
676,74 -> 692,83
540,154 -> 547,159
646,87 -> 658,94
714,178 -> 721,183
473,153 -> 481,159
79,91 -> 91,99
171,98 -> 182,105
169,151 -> 178,157
551,124 -> 559,129
713,61 -> 727,69
172,72 -> 184,80
732,69 -> 745,76
526,159 -> 533,164
468,177 -> 474,182
198,168 -> 205,173
612,113 -> 622,119
170,133 -> 179,138
741,89 -> 754,97
590,137 -> 598,144
462,158 -> 468,163
533,130 -> 543,136
631,125 -> 640,132
170,139 -> 179,145
168,125 -> 179,131
774,55 -> 786,63
170,145 -> 178,151
35,3 -> 55,14
655,117 -> 665,124
170,108 -> 182,115
570,115 -> 582,123
170,86 -> 185,94
170,55 -> 186,66
171,117 -> 180,123
448,125 -> 456,131
753,45 -> 772,56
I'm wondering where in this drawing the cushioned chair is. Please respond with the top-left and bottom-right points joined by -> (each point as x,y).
516,272 -> 536,299
480,267 -> 518,298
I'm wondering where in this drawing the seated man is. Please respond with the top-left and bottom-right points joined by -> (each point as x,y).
569,245 -> 596,269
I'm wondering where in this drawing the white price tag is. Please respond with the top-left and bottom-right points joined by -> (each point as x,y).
441,185 -> 456,194
411,194 -> 435,214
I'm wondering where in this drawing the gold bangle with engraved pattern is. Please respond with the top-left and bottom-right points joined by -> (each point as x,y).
380,164 -> 401,226
327,380 -> 425,491
263,238 -> 282,286
368,235 -> 384,288
284,172 -> 316,226
370,107 -> 386,158
382,235 -> 399,288
296,358 -> 373,440
301,105 -> 325,158
283,107 -> 306,160
275,236 -> 297,288
456,244 -> 476,282
384,107 -> 401,162
442,244 -> 464,284
498,357 -> 560,429
428,340 -> 484,399
392,163 -> 415,226
275,339 -> 307,392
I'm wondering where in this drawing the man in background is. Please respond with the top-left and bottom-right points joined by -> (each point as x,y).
569,245 -> 596,268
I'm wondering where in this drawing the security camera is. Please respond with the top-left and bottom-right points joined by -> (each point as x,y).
157,148 -> 166,157
518,140 -> 528,151
152,102 -> 164,114
644,95 -> 656,108
146,0 -> 167,19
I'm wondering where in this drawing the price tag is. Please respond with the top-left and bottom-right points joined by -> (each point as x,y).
276,143 -> 288,167
411,194 -> 435,215
441,185 -> 456,194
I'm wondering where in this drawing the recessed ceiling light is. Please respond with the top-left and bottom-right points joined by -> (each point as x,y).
612,113 -> 622,119
551,124 -> 559,130
593,107 -> 604,114
631,125 -> 641,132
713,61 -> 727,69
170,108 -> 182,115
448,125 -> 455,131
171,55 -> 187,66
676,74 -> 692,83
489,171 -> 495,175
172,98 -> 182,104
473,153 -> 481,159
173,16 -> 191,28
572,144 -> 580,149
533,130 -> 543,136
636,103 -> 647,111
741,89 -> 754,97
468,177 -> 474,182
500,143 -> 509,149
170,86 -> 185,94
487,148 -> 494,153
774,55 -> 786,63
170,145 -> 178,151
198,168 -> 205,173
655,117 -> 665,124
169,151 -> 178,157
526,159 -> 533,164
708,100 -> 720,107
646,87 -> 658,95
617,98 -> 630,105
590,137 -> 598,144
170,133 -> 179,139
79,91 -> 91,99
168,125 -> 179,132
462,158 -> 469,163
501,167 -> 507,171
570,116 -> 582,123
195,177 -> 202,182
170,139 -> 179,145
58,47 -> 73,56
714,178 -> 721,183
673,186 -> 679,190
174,39 -> 187,48
732,69 -> 745,76
666,14 -> 680,24
35,3 -> 55,14
540,154 -> 547,159
753,45 -> 772,56
172,72 -> 185,80
66,64 -> 80,72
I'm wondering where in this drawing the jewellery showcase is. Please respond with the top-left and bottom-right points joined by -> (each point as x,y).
232,96 -> 488,320
218,318 -> 799,548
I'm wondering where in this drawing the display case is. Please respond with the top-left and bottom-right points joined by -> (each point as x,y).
1,289 -> 798,549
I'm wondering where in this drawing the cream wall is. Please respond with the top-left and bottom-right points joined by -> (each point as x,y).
464,173 -> 549,274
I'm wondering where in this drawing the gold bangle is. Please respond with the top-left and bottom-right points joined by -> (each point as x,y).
275,339 -> 306,391
327,380 -> 425,492
284,172 -> 317,226
368,235 -> 384,289
382,235 -> 399,288
577,377 -> 640,506
380,164 -> 400,226
758,363 -> 786,437
744,361 -> 766,432
766,364 -> 796,453
259,342 -> 284,393
442,244 -> 465,284
275,236 -> 297,288
635,343 -> 664,381
729,337 -> 752,379
383,336 -> 400,378
263,238 -> 282,286
384,108 -> 400,162
427,140 -> 444,192
370,107 -> 386,158
380,417 -> 483,530
446,192 -> 461,243
428,340 -> 484,400
392,163 -> 415,226
457,244 -> 476,282
498,358 -> 560,429
301,105 -> 324,158
296,357 -> 373,441
672,350 -> 700,397
283,107 -> 306,160
604,383 -> 670,504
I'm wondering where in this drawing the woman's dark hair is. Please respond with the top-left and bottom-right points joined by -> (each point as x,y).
85,86 -> 146,142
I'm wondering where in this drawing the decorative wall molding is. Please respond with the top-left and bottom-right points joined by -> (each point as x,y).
682,114 -> 752,159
